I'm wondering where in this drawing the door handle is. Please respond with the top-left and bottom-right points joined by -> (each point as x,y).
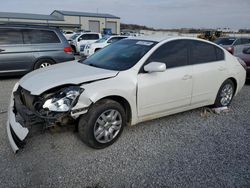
0,49 -> 5,52
182,75 -> 192,80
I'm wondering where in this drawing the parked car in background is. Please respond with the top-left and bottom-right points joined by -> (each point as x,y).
0,26 -> 75,76
7,37 -> 246,153
81,35 -> 128,57
214,37 -> 250,55
63,30 -> 76,40
69,32 -> 102,54
67,33 -> 80,42
236,46 -> 250,78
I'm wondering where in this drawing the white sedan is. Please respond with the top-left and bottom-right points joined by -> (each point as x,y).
81,35 -> 127,57
7,37 -> 246,152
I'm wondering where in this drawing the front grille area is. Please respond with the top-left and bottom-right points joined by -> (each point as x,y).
13,87 -> 45,128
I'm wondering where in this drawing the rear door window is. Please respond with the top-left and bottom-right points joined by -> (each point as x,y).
190,41 -> 219,64
23,29 -> 61,44
0,29 -> 23,45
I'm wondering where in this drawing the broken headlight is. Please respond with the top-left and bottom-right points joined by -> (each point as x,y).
43,86 -> 84,112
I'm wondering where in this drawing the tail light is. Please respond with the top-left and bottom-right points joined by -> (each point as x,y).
237,57 -> 247,70
64,47 -> 73,54
227,47 -> 234,54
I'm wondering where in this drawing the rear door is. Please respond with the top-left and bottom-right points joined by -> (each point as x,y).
0,28 -> 34,73
190,41 -> 226,105
23,29 -> 63,63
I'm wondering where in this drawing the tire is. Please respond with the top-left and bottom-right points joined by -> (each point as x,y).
34,59 -> 54,70
213,79 -> 235,108
78,99 -> 126,149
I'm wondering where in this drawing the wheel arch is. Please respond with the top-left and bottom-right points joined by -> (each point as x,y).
33,57 -> 56,70
95,95 -> 132,125
227,77 -> 237,95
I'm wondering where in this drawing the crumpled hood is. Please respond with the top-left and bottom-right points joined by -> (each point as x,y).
19,61 -> 118,95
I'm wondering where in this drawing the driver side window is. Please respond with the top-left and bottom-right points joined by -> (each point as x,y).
147,40 -> 189,69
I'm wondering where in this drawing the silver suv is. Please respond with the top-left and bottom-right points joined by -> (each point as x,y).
0,26 -> 75,76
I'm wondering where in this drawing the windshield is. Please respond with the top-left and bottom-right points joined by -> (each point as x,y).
71,33 -> 80,40
95,36 -> 109,43
81,39 -> 157,71
215,38 -> 236,45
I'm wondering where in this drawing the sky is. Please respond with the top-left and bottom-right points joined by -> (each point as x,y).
0,0 -> 250,29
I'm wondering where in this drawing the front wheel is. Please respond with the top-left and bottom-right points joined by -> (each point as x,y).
213,79 -> 235,107
78,99 -> 126,149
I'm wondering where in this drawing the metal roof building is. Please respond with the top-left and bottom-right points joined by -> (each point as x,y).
0,10 -> 120,34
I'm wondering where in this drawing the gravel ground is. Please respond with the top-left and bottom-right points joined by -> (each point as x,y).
0,78 -> 249,188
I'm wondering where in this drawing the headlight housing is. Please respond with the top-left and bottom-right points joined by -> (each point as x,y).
43,86 -> 84,112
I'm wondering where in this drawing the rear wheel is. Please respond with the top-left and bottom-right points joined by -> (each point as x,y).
34,59 -> 54,70
78,99 -> 126,149
213,79 -> 235,107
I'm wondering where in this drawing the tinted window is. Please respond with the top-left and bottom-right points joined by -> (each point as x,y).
23,29 -> 60,44
148,40 -> 189,68
81,34 -> 99,40
241,38 -> 250,44
82,39 -> 156,71
191,41 -> 218,64
233,39 -> 241,45
71,34 -> 80,40
0,29 -> 23,45
215,38 -> 235,45
108,37 -> 126,43
215,47 -> 225,61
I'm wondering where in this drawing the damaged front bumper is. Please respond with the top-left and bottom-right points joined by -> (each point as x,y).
7,83 -> 92,153
7,83 -> 29,153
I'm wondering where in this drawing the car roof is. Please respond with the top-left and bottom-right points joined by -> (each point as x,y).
127,36 -> 216,43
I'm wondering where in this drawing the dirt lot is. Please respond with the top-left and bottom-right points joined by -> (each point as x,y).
0,78 -> 249,188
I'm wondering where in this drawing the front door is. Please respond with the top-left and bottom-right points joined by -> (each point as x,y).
137,40 -> 193,117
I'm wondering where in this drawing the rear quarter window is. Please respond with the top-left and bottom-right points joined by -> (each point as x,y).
23,29 -> 61,44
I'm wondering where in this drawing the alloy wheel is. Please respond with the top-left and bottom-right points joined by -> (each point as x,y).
220,83 -> 233,106
94,109 -> 122,143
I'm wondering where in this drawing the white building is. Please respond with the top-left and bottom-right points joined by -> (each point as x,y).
0,10 -> 120,34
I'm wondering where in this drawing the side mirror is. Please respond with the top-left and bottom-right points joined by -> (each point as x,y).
144,62 -> 166,73
78,37 -> 84,42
